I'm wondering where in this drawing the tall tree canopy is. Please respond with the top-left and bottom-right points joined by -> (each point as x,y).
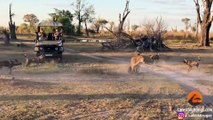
23,14 -> 39,26
82,4 -> 95,36
93,18 -> 108,33
131,25 -> 139,31
49,8 -> 75,35
71,0 -> 95,35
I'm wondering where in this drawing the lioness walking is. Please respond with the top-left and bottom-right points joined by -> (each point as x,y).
129,53 -> 145,73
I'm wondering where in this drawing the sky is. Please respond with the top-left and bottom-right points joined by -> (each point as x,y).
0,0 -> 211,31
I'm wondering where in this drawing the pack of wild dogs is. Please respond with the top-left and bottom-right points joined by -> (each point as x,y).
0,53 -> 45,75
0,52 -> 201,75
128,52 -> 201,73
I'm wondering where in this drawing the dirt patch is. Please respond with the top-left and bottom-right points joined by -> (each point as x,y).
196,80 -> 213,87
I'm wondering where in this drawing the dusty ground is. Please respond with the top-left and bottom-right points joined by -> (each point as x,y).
0,37 -> 213,120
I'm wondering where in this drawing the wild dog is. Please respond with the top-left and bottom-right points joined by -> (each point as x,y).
129,53 -> 145,73
183,57 -> 200,72
24,54 -> 45,67
0,59 -> 21,74
150,53 -> 160,64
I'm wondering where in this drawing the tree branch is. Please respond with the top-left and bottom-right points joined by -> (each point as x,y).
193,0 -> 202,24
103,26 -> 118,38
118,0 -> 130,33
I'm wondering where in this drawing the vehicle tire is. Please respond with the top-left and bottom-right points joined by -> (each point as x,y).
58,55 -> 63,63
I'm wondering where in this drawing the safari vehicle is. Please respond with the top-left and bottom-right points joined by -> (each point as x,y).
34,21 -> 65,61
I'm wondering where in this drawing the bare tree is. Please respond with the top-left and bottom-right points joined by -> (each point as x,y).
142,17 -> 167,51
155,17 -> 167,49
193,0 -> 212,46
143,20 -> 155,36
9,3 -> 17,40
109,21 -> 115,31
93,18 -> 108,33
71,0 -> 95,36
171,26 -> 178,32
102,1 -> 168,51
71,0 -> 85,35
82,5 -> 95,36
105,1 -> 134,41
117,0 -> 131,41
181,18 -> 191,32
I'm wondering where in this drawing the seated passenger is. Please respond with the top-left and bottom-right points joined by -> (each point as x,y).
54,29 -> 60,40
38,28 -> 46,41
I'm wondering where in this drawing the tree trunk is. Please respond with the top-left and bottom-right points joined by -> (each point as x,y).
96,26 -> 100,33
200,23 -> 211,46
117,0 -> 130,43
85,21 -> 89,37
9,23 -> 17,40
77,21 -> 81,35
77,15 -> 82,35
194,0 -> 212,46
9,4 -> 17,40
196,22 -> 199,43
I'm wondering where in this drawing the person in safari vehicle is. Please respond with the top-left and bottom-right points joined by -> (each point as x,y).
34,21 -> 64,61
52,28 -> 62,41
38,28 -> 46,41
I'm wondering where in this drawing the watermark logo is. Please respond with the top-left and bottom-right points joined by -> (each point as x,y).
187,90 -> 203,106
177,112 -> 185,120
177,91 -> 212,119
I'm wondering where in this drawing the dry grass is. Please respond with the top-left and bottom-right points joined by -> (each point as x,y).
196,80 -> 213,87
0,36 -> 213,119
16,34 -> 35,41
0,72 -> 187,119
0,60 -> 189,119
19,60 -> 61,73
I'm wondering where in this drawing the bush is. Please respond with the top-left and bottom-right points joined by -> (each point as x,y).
17,23 -> 36,34
59,17 -> 75,35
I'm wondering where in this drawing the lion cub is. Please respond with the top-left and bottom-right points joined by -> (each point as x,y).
129,53 -> 145,73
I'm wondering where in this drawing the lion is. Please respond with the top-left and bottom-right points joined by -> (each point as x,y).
129,53 -> 145,73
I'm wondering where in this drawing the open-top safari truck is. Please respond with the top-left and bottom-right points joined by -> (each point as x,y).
34,21 -> 65,61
